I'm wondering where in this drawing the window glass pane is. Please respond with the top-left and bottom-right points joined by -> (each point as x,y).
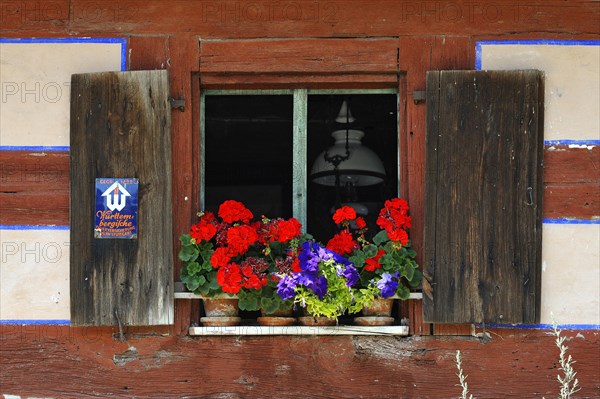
307,94 -> 398,242
204,95 -> 294,218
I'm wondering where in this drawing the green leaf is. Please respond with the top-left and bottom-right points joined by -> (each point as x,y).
372,230 -> 389,246
187,261 -> 201,275
200,258 -> 213,271
238,290 -> 260,311
207,273 -> 220,290
181,273 -> 200,292
401,264 -> 414,281
396,284 -> 410,300
363,244 -> 379,258
261,297 -> 283,315
179,233 -> 192,245
179,244 -> 199,262
408,269 -> 423,287
348,253 -> 366,268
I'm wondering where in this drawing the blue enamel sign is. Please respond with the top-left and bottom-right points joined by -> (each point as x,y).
94,178 -> 138,239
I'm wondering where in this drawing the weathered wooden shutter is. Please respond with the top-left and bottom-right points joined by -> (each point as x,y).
70,70 -> 173,326
423,70 -> 544,324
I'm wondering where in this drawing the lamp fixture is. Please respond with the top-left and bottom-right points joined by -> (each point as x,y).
310,100 -> 386,188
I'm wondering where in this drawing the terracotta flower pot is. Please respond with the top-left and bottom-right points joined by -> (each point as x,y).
297,316 -> 337,326
260,307 -> 294,317
203,298 -> 239,317
201,298 -> 241,326
361,298 -> 394,316
297,308 -> 337,326
355,298 -> 395,326
257,307 -> 296,326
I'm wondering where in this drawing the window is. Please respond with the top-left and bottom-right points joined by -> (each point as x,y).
201,89 -> 398,241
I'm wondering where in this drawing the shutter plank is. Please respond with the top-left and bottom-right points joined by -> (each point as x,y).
70,70 -> 173,326
424,70 -> 543,324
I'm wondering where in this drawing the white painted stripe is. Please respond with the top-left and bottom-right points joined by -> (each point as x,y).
0,40 -> 125,147
0,230 -> 70,321
541,223 -> 600,325
477,41 -> 600,141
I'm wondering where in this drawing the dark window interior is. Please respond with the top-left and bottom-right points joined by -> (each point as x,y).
204,93 -> 398,241
204,95 -> 294,218
307,94 -> 398,242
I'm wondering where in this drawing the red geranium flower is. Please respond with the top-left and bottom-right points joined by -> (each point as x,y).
384,198 -> 409,213
326,230 -> 357,256
365,249 -> 386,272
291,257 -> 301,273
243,274 -> 265,290
218,200 -> 254,224
217,263 -> 243,294
275,218 -> 302,242
227,224 -> 258,256
387,228 -> 409,246
377,199 -> 412,232
189,218 -> 217,242
333,206 -> 357,224
355,216 -> 367,229
210,247 -> 233,268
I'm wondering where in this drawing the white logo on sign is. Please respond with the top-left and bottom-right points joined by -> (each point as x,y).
102,182 -> 131,212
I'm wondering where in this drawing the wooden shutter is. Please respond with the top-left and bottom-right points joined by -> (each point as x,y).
423,70 -> 544,324
70,70 -> 173,326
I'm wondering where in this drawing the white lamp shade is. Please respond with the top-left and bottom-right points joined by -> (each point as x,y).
311,129 -> 386,186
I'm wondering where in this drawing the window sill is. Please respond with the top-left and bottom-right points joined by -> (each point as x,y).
175,284 -> 419,336
188,325 -> 409,336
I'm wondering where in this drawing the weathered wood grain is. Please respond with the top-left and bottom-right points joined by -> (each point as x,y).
544,146 -> 600,219
0,325 -> 598,398
1,1 -> 598,37
0,151 -> 69,225
127,35 -> 170,71
165,35 -> 200,334
200,38 -> 398,88
201,38 -> 398,73
424,70 -> 544,324
70,70 -> 173,326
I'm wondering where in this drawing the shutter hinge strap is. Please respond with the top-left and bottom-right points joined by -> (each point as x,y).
412,91 -> 426,104
169,97 -> 185,112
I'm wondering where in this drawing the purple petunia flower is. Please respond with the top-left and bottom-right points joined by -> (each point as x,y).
376,273 -> 399,298
295,270 -> 318,287
276,274 -> 298,300
298,242 -> 320,272
342,264 -> 360,287
311,275 -> 328,299
294,241 -> 356,299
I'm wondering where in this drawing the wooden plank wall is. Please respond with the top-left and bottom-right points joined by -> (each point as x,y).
1,1 -> 599,397
0,325 -> 599,398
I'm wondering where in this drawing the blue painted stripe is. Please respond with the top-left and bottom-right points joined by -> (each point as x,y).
475,39 -> 600,70
0,37 -> 126,44
0,225 -> 69,230
0,37 -> 127,71
545,140 -> 600,146
543,218 -> 600,225
477,39 -> 600,47
0,320 -> 70,325
0,145 -> 69,152
120,38 -> 128,71
478,323 -> 600,330
475,42 -> 483,70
